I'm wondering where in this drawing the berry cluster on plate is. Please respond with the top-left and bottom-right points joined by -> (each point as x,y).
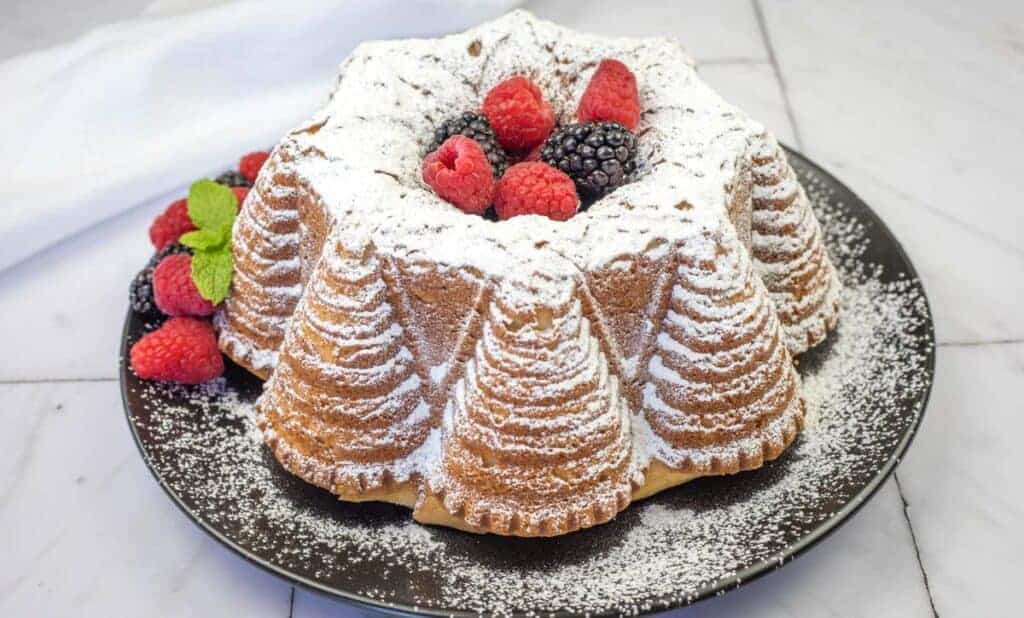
422,59 -> 641,221
128,151 -> 269,384
126,62 -> 639,383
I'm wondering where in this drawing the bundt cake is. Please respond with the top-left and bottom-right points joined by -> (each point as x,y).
217,10 -> 841,537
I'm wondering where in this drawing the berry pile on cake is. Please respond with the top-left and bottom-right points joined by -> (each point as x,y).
128,11 -> 842,537
128,152 -> 267,384
421,59 -> 640,220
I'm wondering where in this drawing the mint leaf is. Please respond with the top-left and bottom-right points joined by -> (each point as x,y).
187,179 -> 237,232
179,227 -> 229,251
191,248 -> 233,305
184,178 -> 238,304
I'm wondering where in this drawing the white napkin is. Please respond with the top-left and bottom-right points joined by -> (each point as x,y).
0,0 -> 520,272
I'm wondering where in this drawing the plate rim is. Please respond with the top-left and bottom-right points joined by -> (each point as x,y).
120,145 -> 936,617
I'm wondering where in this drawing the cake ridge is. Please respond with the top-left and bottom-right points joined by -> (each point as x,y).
420,275 -> 634,536
256,232 -> 437,499
638,225 -> 803,469
750,133 -> 842,353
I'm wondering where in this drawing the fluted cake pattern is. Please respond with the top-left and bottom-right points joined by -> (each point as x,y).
750,134 -> 842,354
218,11 -> 842,536
423,277 -> 633,536
219,144 -> 306,378
639,228 -> 803,476
257,233 -> 435,500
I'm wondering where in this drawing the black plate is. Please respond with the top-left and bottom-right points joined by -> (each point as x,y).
120,148 -> 935,617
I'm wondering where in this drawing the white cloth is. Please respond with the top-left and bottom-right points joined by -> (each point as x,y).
0,0 -> 520,271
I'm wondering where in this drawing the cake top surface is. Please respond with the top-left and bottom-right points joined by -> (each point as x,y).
281,9 -> 765,279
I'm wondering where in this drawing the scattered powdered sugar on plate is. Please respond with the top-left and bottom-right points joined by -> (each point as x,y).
124,153 -> 933,616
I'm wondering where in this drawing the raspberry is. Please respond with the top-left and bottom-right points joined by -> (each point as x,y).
130,243 -> 193,319
482,76 -> 555,151
129,317 -> 224,384
422,135 -> 495,215
153,254 -> 218,317
493,162 -> 579,222
149,199 -> 196,250
231,186 -> 250,206
577,59 -> 641,130
239,151 -> 270,183
429,112 -> 509,177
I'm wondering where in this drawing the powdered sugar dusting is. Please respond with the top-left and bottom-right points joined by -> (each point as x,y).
125,155 -> 932,616
300,11 -> 760,277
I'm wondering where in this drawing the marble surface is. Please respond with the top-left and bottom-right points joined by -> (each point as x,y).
2,1 -> 1022,616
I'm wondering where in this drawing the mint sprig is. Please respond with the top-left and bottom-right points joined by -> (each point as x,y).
179,227 -> 228,251
179,179 -> 237,305
187,179 -> 238,231
191,249 -> 233,304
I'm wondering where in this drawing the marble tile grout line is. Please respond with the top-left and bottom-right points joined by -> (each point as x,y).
894,473 -> 941,617
751,0 -> 804,150
695,57 -> 770,66
937,338 -> 1024,348
0,376 -> 118,385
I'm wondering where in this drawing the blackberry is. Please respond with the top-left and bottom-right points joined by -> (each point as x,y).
429,111 -> 509,177
539,122 -> 637,197
215,170 -> 251,188
130,243 -> 193,319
